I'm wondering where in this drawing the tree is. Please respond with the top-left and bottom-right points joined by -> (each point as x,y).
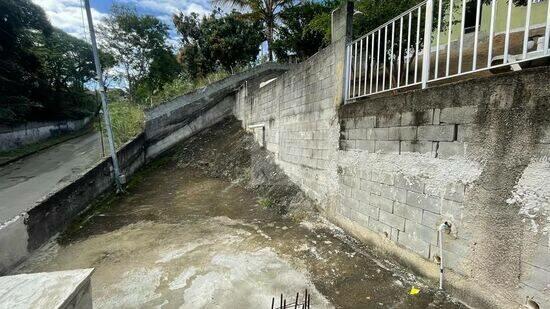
99,4 -> 172,103
32,29 -> 115,92
272,1 -> 338,62
212,0 -> 292,61
173,10 -> 264,78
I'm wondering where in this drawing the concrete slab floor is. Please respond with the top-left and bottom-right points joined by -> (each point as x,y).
12,159 -> 466,308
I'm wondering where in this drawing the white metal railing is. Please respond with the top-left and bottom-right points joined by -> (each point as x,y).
345,0 -> 550,100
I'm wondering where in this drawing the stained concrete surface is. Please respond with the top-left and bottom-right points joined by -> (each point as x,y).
13,147 -> 466,308
0,132 -> 102,224
0,269 -> 93,308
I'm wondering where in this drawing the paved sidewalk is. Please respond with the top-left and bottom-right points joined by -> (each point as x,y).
0,132 -> 102,224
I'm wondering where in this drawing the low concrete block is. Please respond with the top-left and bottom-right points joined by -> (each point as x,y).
406,191 -> 441,213
380,210 -> 406,230
0,269 -> 94,309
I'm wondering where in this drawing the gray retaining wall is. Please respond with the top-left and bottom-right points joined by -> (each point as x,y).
0,117 -> 92,151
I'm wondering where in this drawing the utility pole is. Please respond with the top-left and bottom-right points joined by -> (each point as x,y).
84,0 -> 124,192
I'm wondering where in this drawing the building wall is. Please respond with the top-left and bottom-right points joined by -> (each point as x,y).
234,7 -> 550,305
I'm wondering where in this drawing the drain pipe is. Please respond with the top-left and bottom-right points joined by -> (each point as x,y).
438,221 -> 451,290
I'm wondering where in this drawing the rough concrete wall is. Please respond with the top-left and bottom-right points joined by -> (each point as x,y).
0,133 -> 146,274
0,117 -> 91,151
235,36 -> 550,309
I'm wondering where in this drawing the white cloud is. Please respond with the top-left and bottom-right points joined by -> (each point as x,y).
32,0 -> 107,39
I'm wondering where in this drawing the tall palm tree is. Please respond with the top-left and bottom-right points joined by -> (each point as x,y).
212,0 -> 292,61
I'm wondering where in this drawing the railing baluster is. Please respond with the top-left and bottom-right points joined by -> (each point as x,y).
390,21 -> 395,89
473,0 -> 481,70
522,0 -> 532,58
406,12 -> 412,85
446,0 -> 454,76
364,35 -> 369,94
435,0 -> 443,78
383,25 -> 388,91
359,38 -> 363,96
422,0 -> 433,88
415,6 -> 421,83
504,0 -> 513,63
487,0 -> 496,67
377,29 -> 381,92
345,44 -> 352,99
369,32 -> 376,93
353,42 -> 357,97
398,17 -> 403,87
458,0 -> 467,73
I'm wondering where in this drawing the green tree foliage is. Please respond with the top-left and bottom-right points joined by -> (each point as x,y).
99,5 -> 178,103
0,0 -> 102,123
173,10 -> 264,78
212,0 -> 292,61
272,1 -> 338,62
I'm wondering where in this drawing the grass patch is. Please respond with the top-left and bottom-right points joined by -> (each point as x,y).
258,198 -> 274,209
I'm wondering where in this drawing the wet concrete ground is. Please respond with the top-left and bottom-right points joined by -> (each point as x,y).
13,156 -> 467,308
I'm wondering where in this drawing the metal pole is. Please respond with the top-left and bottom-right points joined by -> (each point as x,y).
84,0 -> 123,191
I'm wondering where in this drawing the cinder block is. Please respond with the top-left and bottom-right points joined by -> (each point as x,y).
395,173 -> 425,193
398,231 -> 431,258
437,142 -> 465,159
433,108 -> 441,124
355,116 -> 376,128
401,110 -> 432,126
521,263 -> 550,291
352,188 -> 370,202
357,202 -> 380,219
369,194 -> 394,213
406,191 -> 441,213
375,141 -> 400,153
421,210 -> 442,229
377,113 -> 401,127
417,125 -> 455,141
356,140 -> 375,152
369,181 -> 382,195
399,141 -> 436,156
350,209 -> 370,228
347,128 -> 366,140
405,220 -> 438,245
340,140 -> 355,150
380,185 -> 407,203
366,128 -> 389,140
394,202 -> 423,222
388,126 -> 417,141
439,106 -> 477,124
429,245 -> 469,276
380,210 -> 406,230
368,218 -> 392,237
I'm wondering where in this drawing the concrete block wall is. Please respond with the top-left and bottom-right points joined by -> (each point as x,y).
235,43 -> 341,203
338,67 -> 550,308
236,42 -> 550,308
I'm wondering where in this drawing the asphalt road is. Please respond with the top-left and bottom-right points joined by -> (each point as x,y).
0,132 -> 103,224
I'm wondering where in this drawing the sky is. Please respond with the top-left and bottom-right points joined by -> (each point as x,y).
31,0 -> 213,46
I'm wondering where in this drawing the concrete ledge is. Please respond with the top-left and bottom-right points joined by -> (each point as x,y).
0,269 -> 94,308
